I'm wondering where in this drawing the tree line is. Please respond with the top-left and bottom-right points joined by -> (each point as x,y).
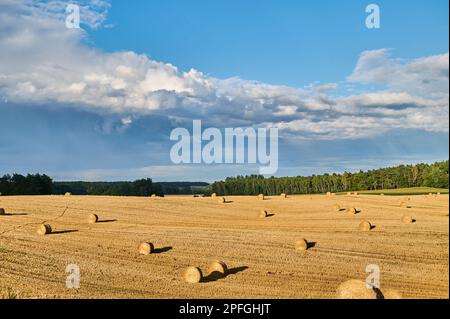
210,160 -> 449,196
0,174 -> 53,195
0,175 -> 208,196
53,179 -> 161,196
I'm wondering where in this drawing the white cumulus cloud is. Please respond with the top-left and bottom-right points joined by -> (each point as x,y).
0,0 -> 448,140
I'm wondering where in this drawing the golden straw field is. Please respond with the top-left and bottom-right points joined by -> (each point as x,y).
0,194 -> 448,299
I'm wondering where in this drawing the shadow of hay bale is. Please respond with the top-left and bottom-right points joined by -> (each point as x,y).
202,266 -> 248,283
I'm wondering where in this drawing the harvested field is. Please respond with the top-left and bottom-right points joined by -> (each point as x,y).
0,194 -> 448,299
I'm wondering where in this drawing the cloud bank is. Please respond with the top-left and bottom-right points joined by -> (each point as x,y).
0,0 -> 448,140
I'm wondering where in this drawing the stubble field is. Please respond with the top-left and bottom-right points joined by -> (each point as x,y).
0,194 -> 448,299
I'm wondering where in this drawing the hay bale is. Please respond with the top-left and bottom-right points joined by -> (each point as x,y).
295,238 -> 308,251
380,193 -> 384,196
353,192 -> 358,196
280,193 -> 287,198
258,194 -> 265,200
326,192 -> 331,196
332,204 -> 341,212
183,266 -> 203,283
0,208 -> 5,215
382,289 -> 402,299
399,201 -> 407,208
359,220 -> 372,231
211,193 -> 217,198
347,192 -> 351,196
346,207 -> 357,215
336,279 -> 377,299
64,192 -> 72,196
36,224 -> 52,235
218,197 -> 226,203
207,261 -> 227,275
401,215 -> 413,224
259,210 -> 268,218
138,242 -> 154,255
87,213 -> 98,224
150,194 -> 157,198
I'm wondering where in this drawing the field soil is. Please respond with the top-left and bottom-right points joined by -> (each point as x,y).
0,194 -> 448,299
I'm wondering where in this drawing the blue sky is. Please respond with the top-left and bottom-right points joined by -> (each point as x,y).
91,0 -> 449,87
0,0 -> 448,182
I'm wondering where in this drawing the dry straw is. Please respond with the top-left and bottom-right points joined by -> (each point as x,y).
259,210 -> 268,218
295,239 -> 308,251
88,214 -> 98,224
139,242 -> 154,255
332,204 -> 341,212
183,266 -> 203,283
208,261 -> 227,275
359,220 -> 372,231
36,224 -> 52,235
336,279 -> 377,299
382,289 -> 403,299
401,215 -> 413,224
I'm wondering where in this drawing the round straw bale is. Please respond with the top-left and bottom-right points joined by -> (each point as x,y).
211,193 -> 217,198
326,192 -> 331,196
382,289 -> 403,299
150,194 -> 157,198
0,208 -> 5,215
332,204 -> 341,212
183,266 -> 202,283
336,279 -> 377,299
258,194 -> 265,200
280,193 -> 287,198
218,197 -> 226,203
88,213 -> 98,224
359,220 -> 372,231
259,210 -> 268,218
353,192 -> 358,196
37,224 -> 52,235
347,192 -> 351,195
208,261 -> 227,275
295,238 -> 308,251
138,242 -> 154,255
64,192 -> 72,196
401,215 -> 413,224
346,207 -> 357,215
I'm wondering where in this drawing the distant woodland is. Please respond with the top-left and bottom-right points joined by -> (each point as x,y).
210,161 -> 449,196
1,161 -> 448,196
